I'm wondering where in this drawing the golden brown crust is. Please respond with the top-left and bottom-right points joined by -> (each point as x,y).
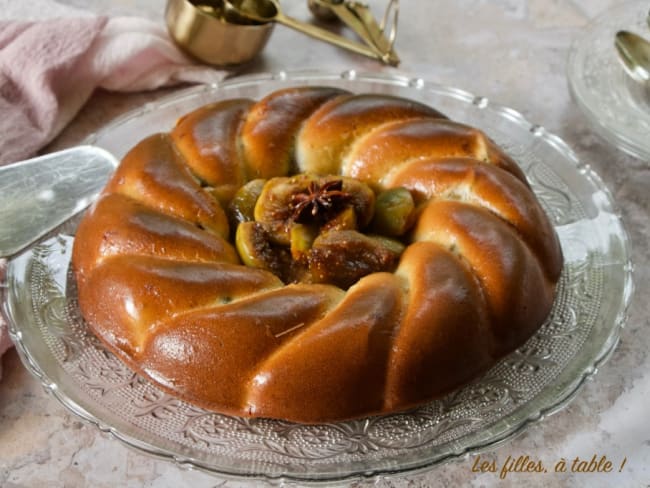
387,157 -> 562,281
72,87 -> 562,423
72,193 -> 238,285
245,273 -> 402,422
414,200 -> 555,355
171,99 -> 253,202
78,256 -> 282,356
240,87 -> 349,179
139,285 -> 343,414
387,242 -> 493,408
105,133 -> 230,238
343,118 -> 527,185
297,94 -> 447,175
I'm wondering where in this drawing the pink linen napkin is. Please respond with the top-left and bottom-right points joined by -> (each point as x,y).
0,16 -> 228,164
0,15 -> 231,378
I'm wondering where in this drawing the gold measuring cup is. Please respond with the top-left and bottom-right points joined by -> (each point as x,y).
165,0 -> 275,66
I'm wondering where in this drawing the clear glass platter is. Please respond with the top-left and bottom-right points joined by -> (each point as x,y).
567,0 -> 650,161
1,71 -> 633,485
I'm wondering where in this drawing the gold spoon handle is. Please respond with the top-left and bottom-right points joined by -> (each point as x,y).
274,11 -> 389,63
326,0 -> 399,61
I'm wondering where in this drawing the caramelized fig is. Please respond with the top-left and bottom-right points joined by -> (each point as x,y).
234,222 -> 275,271
254,175 -> 312,244
290,223 -> 318,260
235,221 -> 296,282
255,175 -> 310,222
322,206 -> 357,232
227,179 -> 266,228
340,177 -> 376,228
371,187 -> 416,236
308,230 -> 405,289
254,175 -> 375,235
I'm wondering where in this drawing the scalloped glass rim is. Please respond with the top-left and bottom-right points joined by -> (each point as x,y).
1,70 -> 634,485
567,0 -> 650,161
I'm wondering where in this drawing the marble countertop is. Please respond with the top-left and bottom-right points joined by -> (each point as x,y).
1,0 -> 649,486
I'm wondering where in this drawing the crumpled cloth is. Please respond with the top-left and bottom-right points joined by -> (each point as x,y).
0,16 -> 228,164
0,14 -> 231,378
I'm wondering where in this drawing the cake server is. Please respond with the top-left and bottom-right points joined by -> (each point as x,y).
0,146 -> 117,258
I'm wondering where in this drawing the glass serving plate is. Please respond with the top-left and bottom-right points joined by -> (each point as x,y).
1,71 -> 633,485
567,0 -> 650,161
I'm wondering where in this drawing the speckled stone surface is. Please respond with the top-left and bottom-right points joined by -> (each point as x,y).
1,0 -> 649,486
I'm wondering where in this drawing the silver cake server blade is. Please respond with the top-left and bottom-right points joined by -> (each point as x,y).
0,146 -> 117,258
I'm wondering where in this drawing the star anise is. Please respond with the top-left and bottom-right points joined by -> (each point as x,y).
290,179 -> 352,224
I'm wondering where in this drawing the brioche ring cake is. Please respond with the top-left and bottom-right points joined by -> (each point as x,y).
72,87 -> 563,423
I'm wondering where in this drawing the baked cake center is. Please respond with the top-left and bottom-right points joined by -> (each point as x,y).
228,174 -> 413,288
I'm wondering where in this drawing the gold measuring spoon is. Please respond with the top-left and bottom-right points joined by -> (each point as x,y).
309,0 -> 399,65
615,30 -> 650,85
223,0 -> 399,65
